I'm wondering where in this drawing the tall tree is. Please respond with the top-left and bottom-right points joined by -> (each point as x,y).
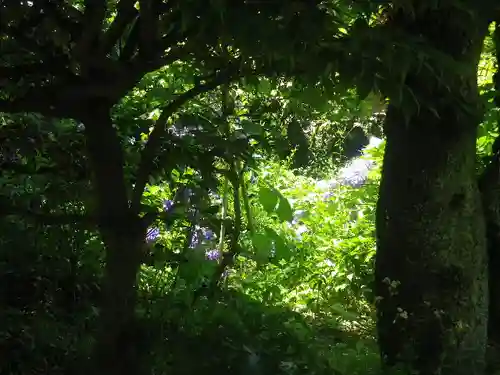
479,20 -> 500,371
0,2 -> 342,374
374,3 -> 494,374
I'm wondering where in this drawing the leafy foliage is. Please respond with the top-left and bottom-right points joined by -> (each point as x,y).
2,2 -> 500,375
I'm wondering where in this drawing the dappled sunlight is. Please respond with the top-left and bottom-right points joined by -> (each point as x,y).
1,2 -> 498,375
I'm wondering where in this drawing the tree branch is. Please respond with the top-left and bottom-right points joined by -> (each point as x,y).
130,69 -> 242,212
37,0 -> 83,40
138,0 -> 160,59
74,0 -> 107,60
0,58 -> 71,85
0,90 -> 62,118
120,17 -> 141,61
101,0 -> 138,55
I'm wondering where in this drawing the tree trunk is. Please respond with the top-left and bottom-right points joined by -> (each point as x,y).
479,148 -> 500,372
374,7 -> 490,375
90,224 -> 146,375
481,23 -> 500,372
79,101 -> 146,375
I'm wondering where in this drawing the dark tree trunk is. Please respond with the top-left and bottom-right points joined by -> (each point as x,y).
78,101 -> 146,375
479,148 -> 500,372
90,224 -> 146,375
481,22 -> 500,372
374,6 -> 490,375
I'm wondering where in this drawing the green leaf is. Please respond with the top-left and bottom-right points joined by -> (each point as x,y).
258,186 -> 278,213
264,227 -> 291,261
276,194 -> 293,223
299,86 -> 328,110
331,303 -> 358,321
251,233 -> 272,265
258,79 -> 272,95
241,119 -> 262,135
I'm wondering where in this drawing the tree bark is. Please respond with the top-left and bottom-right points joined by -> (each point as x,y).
481,22 -> 500,372
79,101 -> 146,375
479,146 -> 500,372
374,7 -> 490,375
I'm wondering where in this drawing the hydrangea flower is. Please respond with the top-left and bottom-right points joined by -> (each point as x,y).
338,158 -> 374,188
146,227 -> 160,243
205,249 -> 221,261
202,228 -> 214,241
322,191 -> 334,201
163,199 -> 174,212
189,230 -> 201,248
315,180 -> 330,190
189,227 -> 215,248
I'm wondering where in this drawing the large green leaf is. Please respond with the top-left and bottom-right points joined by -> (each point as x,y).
240,119 -> 262,135
275,194 -> 293,223
251,232 -> 273,265
264,227 -> 291,261
258,186 -> 278,213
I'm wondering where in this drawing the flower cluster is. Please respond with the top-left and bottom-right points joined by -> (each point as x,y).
189,226 -> 215,248
205,249 -> 222,261
146,227 -> 160,243
338,158 -> 374,188
144,198 -> 175,244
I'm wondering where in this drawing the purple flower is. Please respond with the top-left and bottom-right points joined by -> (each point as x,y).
203,228 -> 214,240
163,199 -> 174,212
189,230 -> 201,248
189,227 -> 215,248
205,249 -> 221,261
338,158 -> 374,188
322,191 -> 334,201
146,227 -> 160,243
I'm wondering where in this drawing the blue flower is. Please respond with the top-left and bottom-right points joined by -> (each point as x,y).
203,228 -> 214,240
322,191 -> 334,201
146,227 -> 160,243
189,230 -> 201,248
205,249 -> 221,261
163,199 -> 174,212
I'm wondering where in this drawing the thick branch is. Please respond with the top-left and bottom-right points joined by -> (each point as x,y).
130,70 -> 241,212
0,72 -> 141,118
0,90 -> 63,118
38,0 -> 83,39
138,0 -> 160,58
75,0 -> 107,59
0,58 -> 70,85
101,0 -> 138,54
81,101 -> 130,227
